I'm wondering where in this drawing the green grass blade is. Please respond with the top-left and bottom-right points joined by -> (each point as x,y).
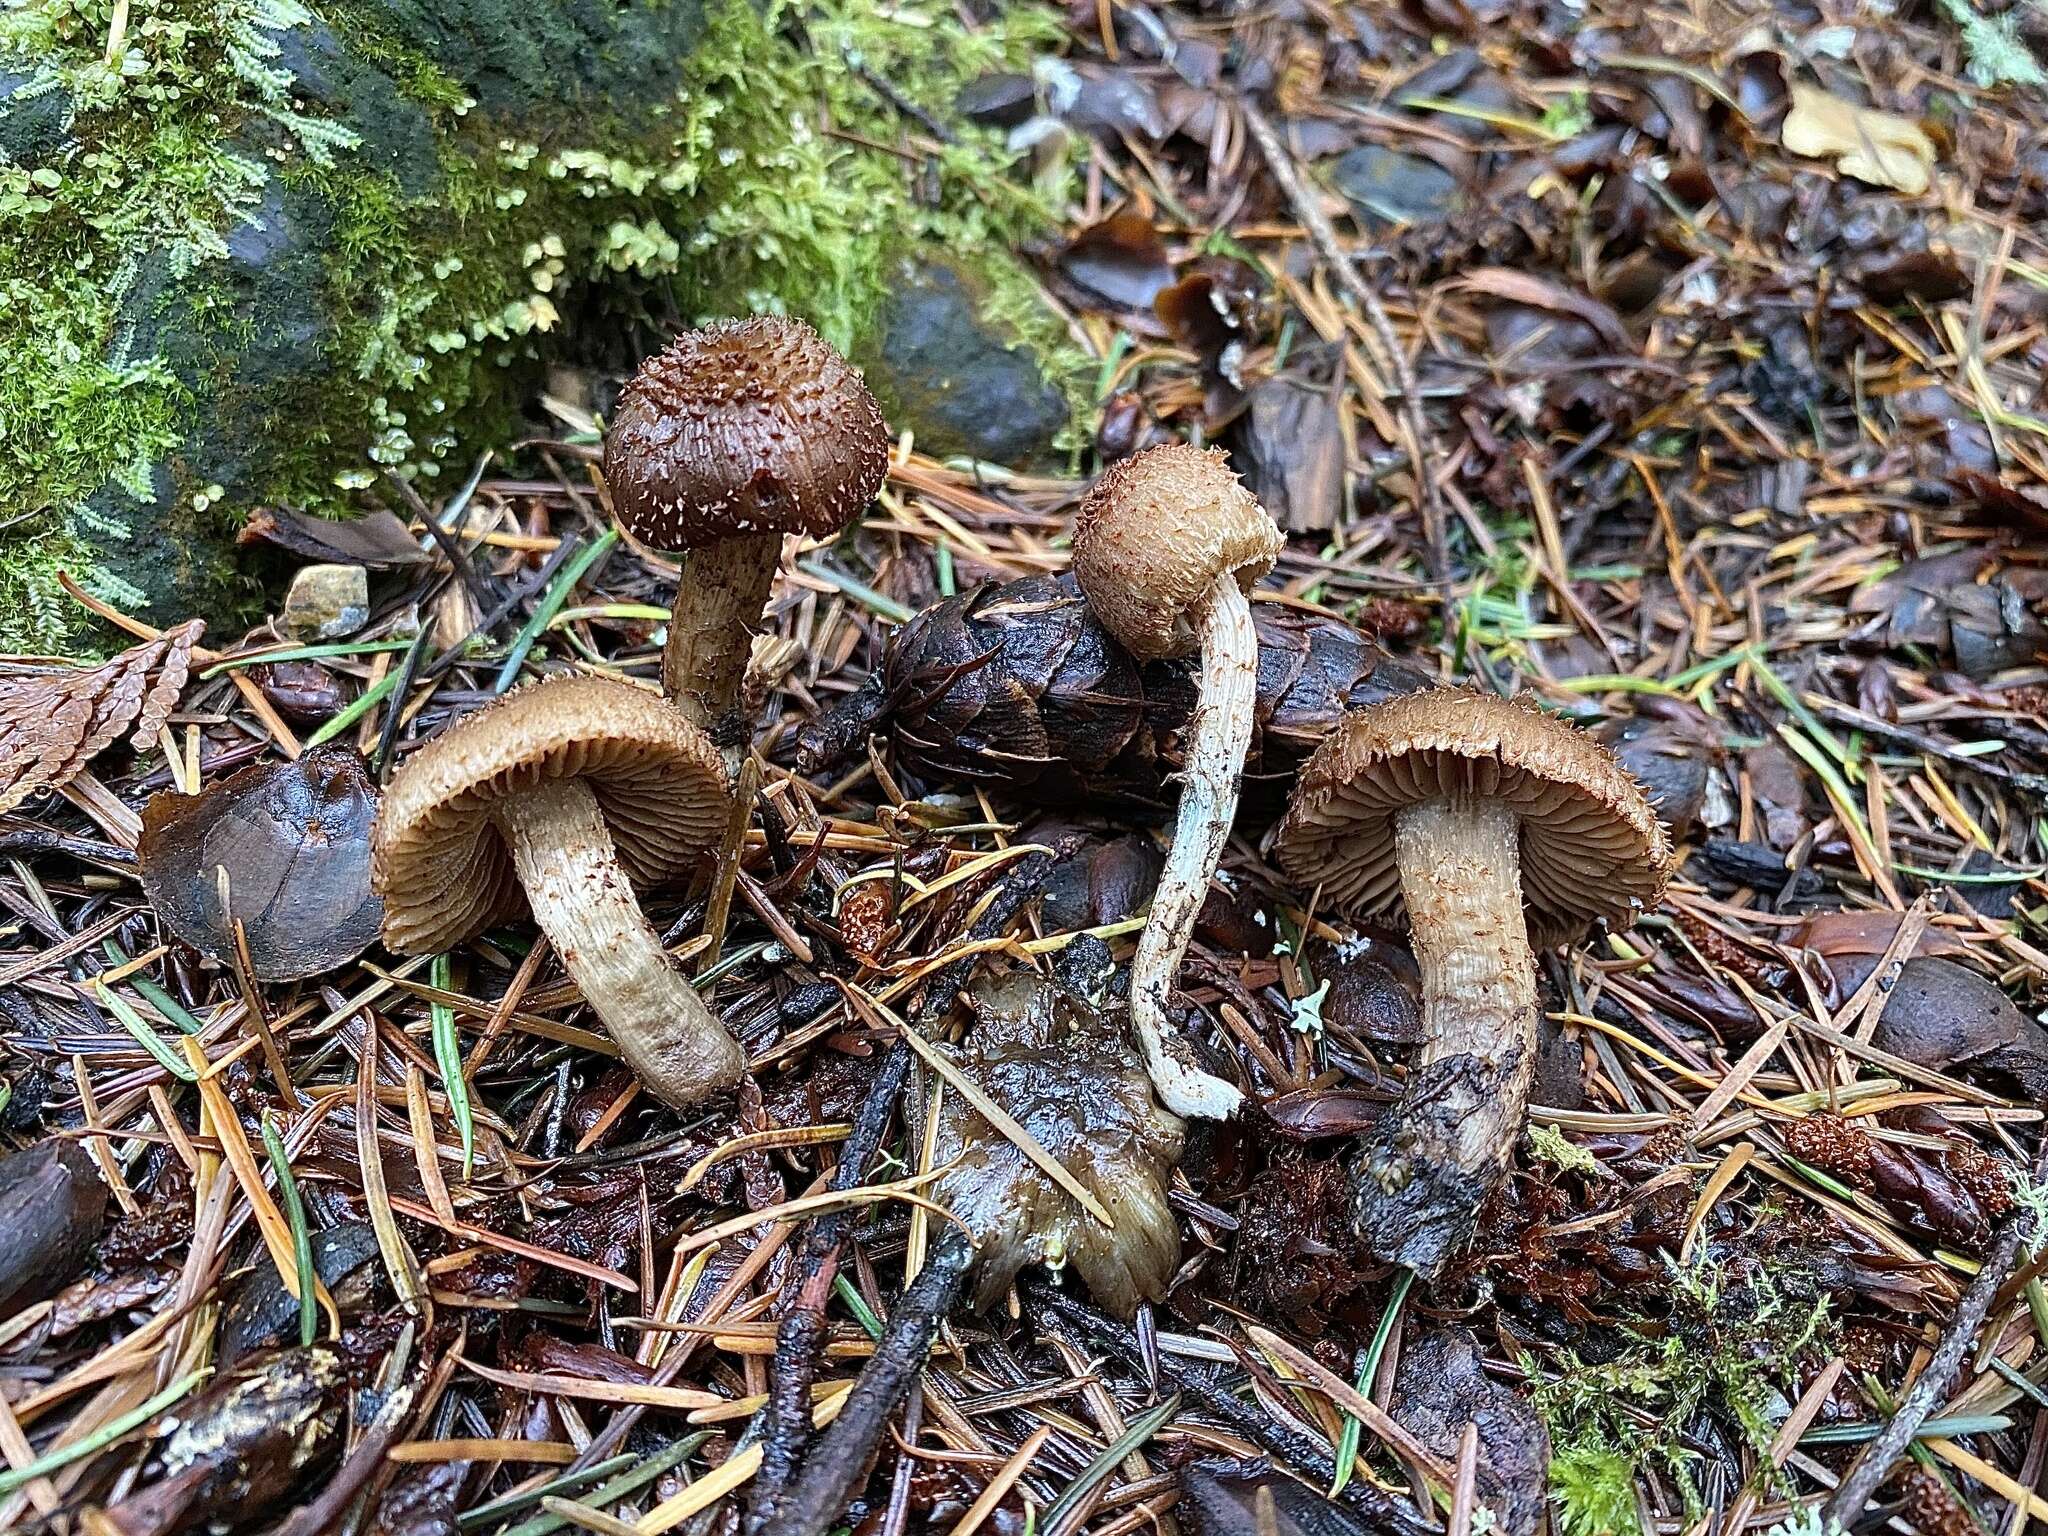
94,982 -> 197,1081
431,953 -> 475,1178
494,528 -> 619,693
261,1111 -> 319,1346
1041,1392 -> 1180,1536
1332,1266 -> 1413,1494
0,1370 -> 203,1494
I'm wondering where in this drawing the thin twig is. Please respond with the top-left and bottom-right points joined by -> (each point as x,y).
754,1227 -> 975,1536
1822,1136 -> 2048,1528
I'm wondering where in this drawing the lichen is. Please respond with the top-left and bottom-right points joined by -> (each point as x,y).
1,0 -> 1080,653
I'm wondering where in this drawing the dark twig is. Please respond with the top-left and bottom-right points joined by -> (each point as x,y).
750,835 -> 1083,1526
372,622 -> 436,783
384,466 -> 495,615
754,1227 -> 975,1536
0,823 -> 135,866
1822,1135 -> 2048,1529
416,530 -> 584,684
1238,100 -> 1446,583
842,44 -> 954,143
1023,1279 -> 1436,1536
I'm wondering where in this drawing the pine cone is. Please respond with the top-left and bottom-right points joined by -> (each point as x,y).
798,573 -> 1431,808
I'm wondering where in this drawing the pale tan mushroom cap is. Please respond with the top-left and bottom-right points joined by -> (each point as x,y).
603,316 -> 889,551
1071,444 -> 1282,660
1273,690 -> 1673,947
373,675 -> 729,953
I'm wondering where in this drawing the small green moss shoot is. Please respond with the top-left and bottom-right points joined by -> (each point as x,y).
1,0 -> 1080,652
1527,1123 -> 1603,1179
1527,1247 -> 1832,1535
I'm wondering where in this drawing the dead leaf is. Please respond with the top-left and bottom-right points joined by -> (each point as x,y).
1059,210 -> 1176,313
1781,82 -> 1934,195
139,747 -> 384,982
1459,267 -> 1634,352
1233,375 -> 1347,533
1392,1330 -> 1551,1536
240,505 -> 431,568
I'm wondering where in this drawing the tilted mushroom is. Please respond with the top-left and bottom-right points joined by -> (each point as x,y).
602,316 -> 890,753
372,674 -> 742,1109
1272,689 -> 1671,1278
931,955 -> 1185,1317
1070,444 -> 1282,1120
753,946 -> 1182,1536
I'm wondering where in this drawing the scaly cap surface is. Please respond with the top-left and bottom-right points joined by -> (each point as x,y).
603,316 -> 889,551
1071,444 -> 1282,660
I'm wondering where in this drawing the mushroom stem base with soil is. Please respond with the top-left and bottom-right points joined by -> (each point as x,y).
1351,797 -> 1538,1278
660,529 -> 780,752
496,776 -> 745,1108
1129,576 -> 1257,1120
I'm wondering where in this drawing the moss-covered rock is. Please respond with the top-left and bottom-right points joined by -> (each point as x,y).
0,0 -> 1082,653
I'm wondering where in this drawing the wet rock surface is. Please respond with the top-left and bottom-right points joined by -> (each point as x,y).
861,257 -> 1072,467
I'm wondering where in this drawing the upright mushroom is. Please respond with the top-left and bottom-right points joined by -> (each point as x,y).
1273,689 -> 1671,1277
602,316 -> 890,751
1071,444 -> 1282,1119
373,674 -> 743,1109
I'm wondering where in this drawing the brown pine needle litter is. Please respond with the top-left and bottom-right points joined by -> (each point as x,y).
7,4 -> 2048,1535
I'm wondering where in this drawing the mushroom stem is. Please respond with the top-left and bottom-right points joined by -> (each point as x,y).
494,776 -> 745,1108
1128,575 -> 1257,1120
1353,796 -> 1537,1276
660,530 -> 781,749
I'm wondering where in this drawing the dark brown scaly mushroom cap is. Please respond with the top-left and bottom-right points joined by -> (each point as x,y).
1273,690 -> 1673,947
373,674 -> 728,953
602,316 -> 890,551
1071,443 -> 1282,660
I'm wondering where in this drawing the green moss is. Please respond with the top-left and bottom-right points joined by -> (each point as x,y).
1527,1250 -> 1831,1534
1,0 -> 1079,653
1548,1445 -> 1639,1536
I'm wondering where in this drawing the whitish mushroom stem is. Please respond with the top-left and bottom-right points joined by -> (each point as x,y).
660,530 -> 781,756
495,776 -> 746,1109
1352,796 -> 1538,1277
1129,576 -> 1258,1120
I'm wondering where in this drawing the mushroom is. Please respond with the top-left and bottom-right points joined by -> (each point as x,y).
931,955 -> 1185,1317
372,673 -> 742,1109
602,316 -> 890,753
1272,689 -> 1671,1278
753,946 -> 1182,1536
1070,444 -> 1282,1119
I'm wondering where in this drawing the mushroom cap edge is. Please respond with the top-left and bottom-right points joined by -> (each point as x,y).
1272,688 -> 1674,947
371,673 -> 729,954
